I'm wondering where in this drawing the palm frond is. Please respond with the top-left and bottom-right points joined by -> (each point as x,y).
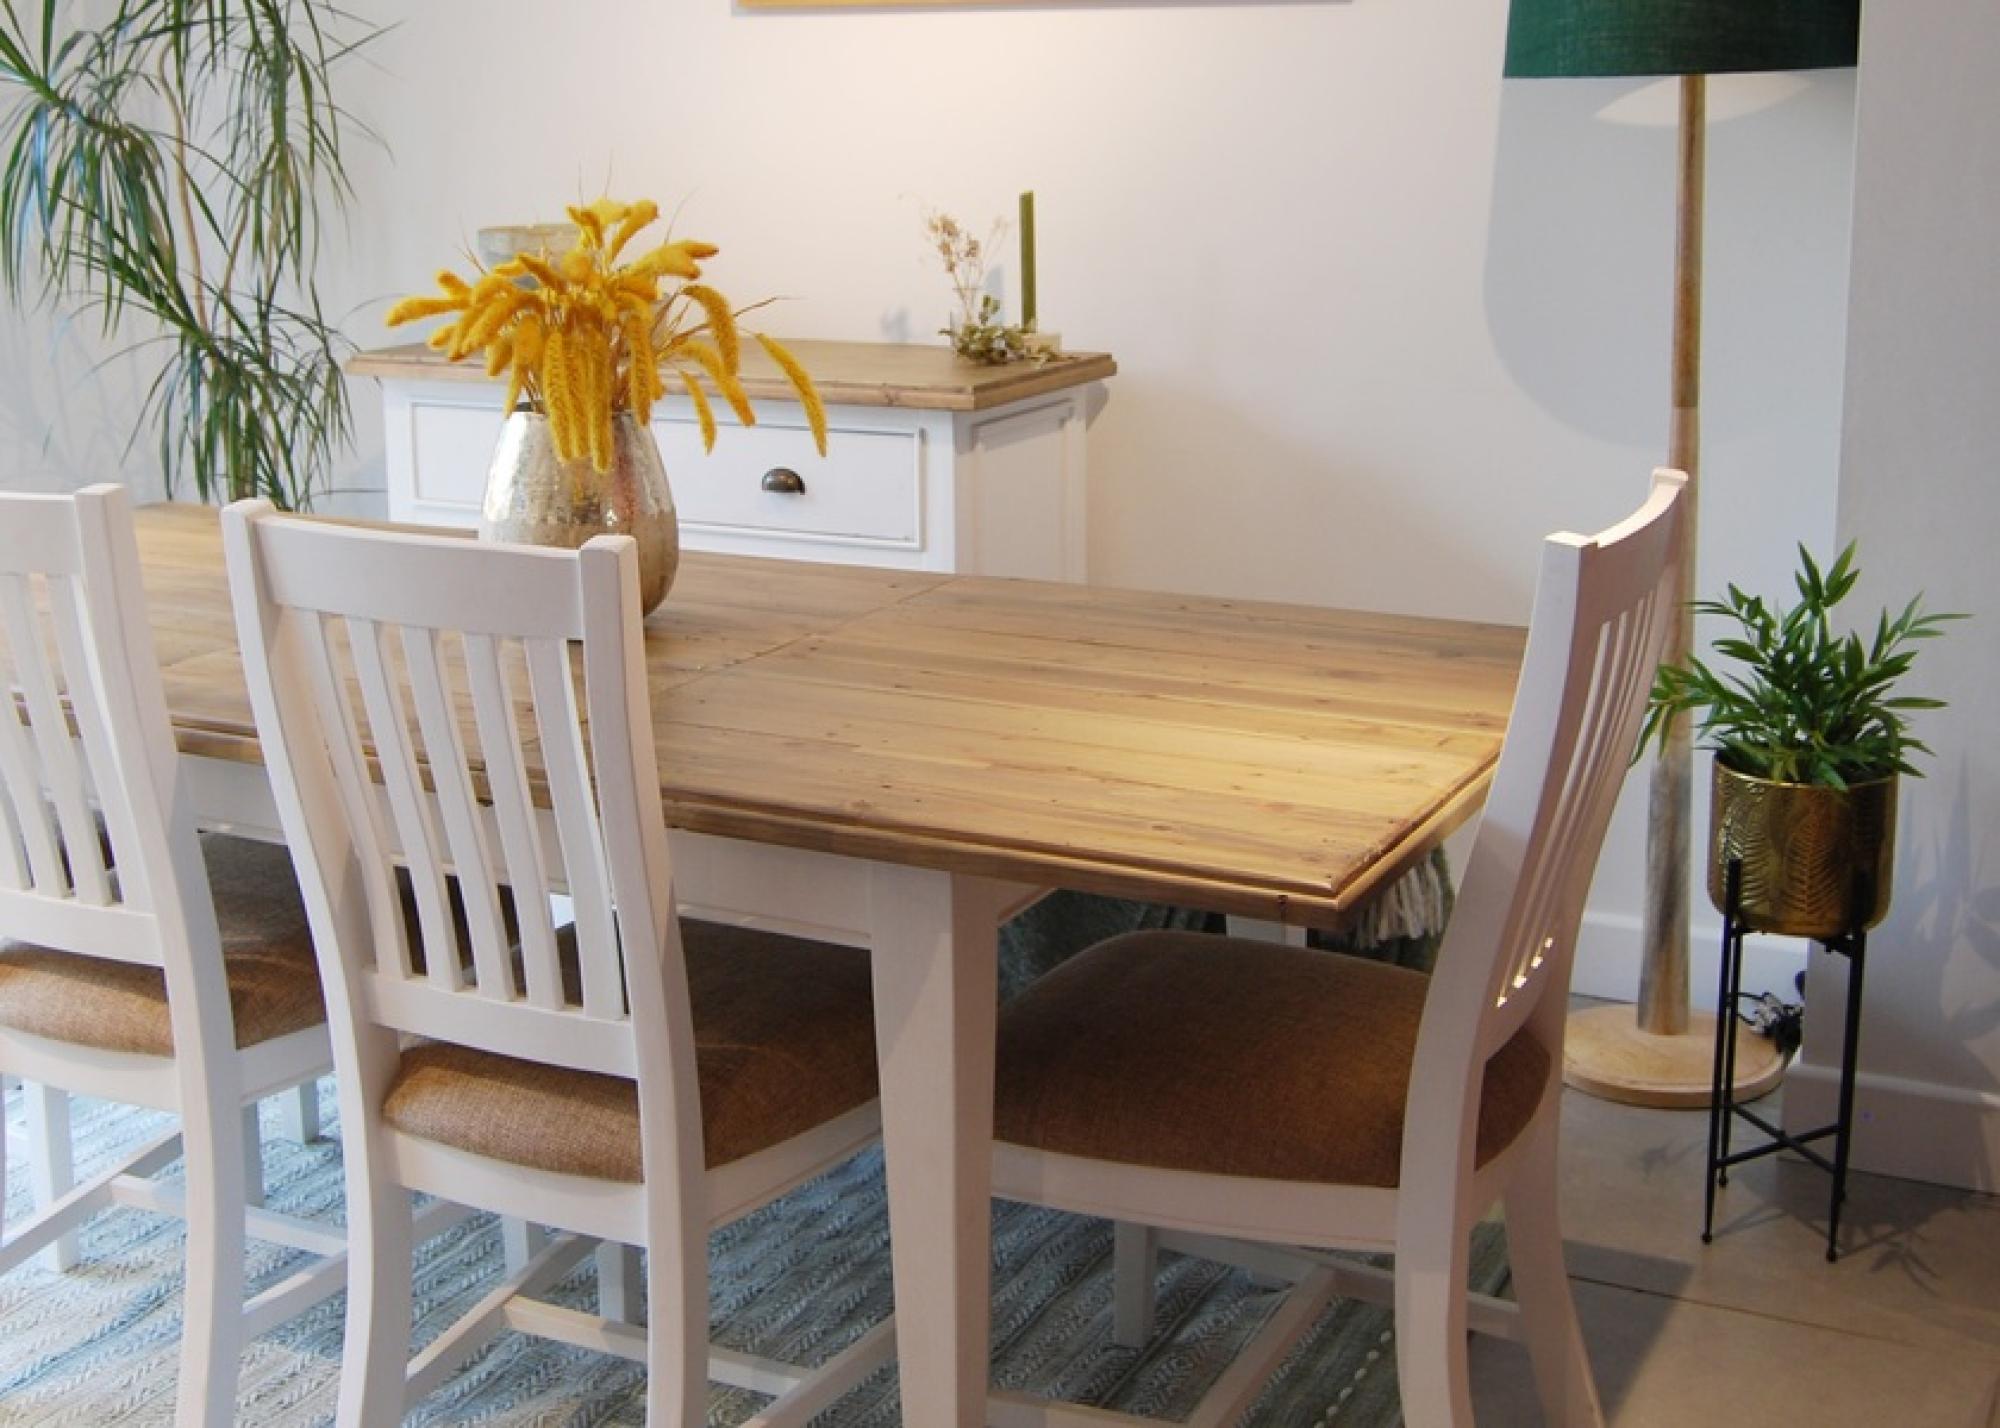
0,0 -> 376,507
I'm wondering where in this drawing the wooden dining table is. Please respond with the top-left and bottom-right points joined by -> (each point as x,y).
129,502 -> 1526,1424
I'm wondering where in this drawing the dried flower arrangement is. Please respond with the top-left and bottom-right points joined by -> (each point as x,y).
388,198 -> 827,471
923,208 -> 1036,365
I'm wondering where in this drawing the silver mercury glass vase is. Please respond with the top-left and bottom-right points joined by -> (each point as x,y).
480,410 -> 680,614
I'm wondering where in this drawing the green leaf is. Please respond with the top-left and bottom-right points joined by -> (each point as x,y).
0,0 -> 377,507
1643,541 -> 1966,787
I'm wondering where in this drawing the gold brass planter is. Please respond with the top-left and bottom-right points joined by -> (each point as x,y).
480,411 -> 679,614
1706,762 -> 1897,938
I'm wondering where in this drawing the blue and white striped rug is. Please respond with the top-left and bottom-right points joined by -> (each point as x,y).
0,1084 -> 1508,1425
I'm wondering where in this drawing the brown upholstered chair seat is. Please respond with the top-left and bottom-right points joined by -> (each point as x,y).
994,932 -> 1551,1188
380,919 -> 878,1180
0,834 -> 323,1057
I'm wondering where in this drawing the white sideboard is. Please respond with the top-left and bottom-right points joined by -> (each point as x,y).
349,339 -> 1116,582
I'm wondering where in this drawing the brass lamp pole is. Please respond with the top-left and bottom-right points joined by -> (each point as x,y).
1502,0 -> 1861,1105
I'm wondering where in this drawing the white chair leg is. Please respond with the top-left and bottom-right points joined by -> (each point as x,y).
1112,1221 -> 1158,1349
240,1104 -> 266,1210
175,1083 -> 247,1428
1503,1119 -> 1604,1427
336,1178 -> 414,1428
25,1082 -> 78,1270
275,1080 -> 321,1144
1394,1219 -> 1475,1428
645,1228 -> 707,1427
598,1240 -> 643,1324
0,1076 -> 11,1246
502,1218 -> 546,1272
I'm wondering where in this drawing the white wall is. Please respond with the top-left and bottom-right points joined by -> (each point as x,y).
0,1 -> 1860,1006
1785,0 -> 2000,1192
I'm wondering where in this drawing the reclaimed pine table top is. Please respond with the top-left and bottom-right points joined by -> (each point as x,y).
130,504 -> 1525,927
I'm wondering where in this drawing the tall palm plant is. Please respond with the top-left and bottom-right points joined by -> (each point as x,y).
0,0 -> 376,509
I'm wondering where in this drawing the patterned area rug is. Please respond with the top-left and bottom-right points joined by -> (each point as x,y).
0,1085 -> 1509,1425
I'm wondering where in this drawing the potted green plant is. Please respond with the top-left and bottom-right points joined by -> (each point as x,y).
0,2 -> 376,509
1637,542 -> 1962,937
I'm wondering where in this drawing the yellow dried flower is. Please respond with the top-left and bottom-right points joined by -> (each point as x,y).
607,200 -> 659,262
679,368 -> 718,453
541,324 -> 576,459
755,333 -> 829,457
514,252 -> 564,290
451,287 -> 527,361
612,272 -> 661,304
512,312 -> 546,371
679,284 -> 741,372
567,202 -> 608,248
585,328 -> 616,468
387,196 -> 827,475
385,294 -> 465,326
626,240 -> 710,282
623,311 -> 657,420
678,339 -> 755,427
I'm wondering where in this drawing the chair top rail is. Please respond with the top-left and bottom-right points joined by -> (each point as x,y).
0,494 -> 84,577
251,518 -> 588,641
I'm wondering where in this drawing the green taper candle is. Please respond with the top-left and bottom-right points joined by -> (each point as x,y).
1019,190 -> 1037,331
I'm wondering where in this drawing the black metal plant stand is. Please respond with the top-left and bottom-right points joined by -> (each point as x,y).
1702,858 -> 1869,1262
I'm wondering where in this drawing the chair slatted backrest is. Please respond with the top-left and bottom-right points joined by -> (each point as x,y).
0,484 -> 244,1130
220,503 -> 700,1155
0,486 -> 217,977
1408,471 -> 1686,1157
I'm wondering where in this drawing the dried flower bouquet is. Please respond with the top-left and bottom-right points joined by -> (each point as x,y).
389,198 -> 827,471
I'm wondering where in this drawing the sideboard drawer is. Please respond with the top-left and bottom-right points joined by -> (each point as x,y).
409,399 -> 506,512
373,340 -> 1103,578
402,396 -> 923,556
660,416 -> 921,552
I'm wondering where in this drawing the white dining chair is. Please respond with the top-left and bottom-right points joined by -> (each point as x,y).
0,484 -> 345,1428
222,500 -> 893,1426
989,471 -> 1688,1427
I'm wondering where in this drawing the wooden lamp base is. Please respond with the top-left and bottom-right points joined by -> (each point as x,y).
1563,1002 -> 1785,1109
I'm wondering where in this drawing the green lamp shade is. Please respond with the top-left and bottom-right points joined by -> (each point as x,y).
1504,0 -> 1860,78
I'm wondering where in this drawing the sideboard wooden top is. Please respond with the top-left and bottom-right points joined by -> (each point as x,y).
347,339 -> 1116,413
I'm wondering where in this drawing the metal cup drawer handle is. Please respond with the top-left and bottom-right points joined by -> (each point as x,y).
761,468 -> 806,495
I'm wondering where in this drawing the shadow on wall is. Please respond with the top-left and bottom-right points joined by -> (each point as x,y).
1804,760 -> 2000,1190
0,305 -> 157,498
1082,374 -> 1516,617
1484,71 -> 1856,455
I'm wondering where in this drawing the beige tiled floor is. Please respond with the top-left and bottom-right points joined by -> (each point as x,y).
1466,1084 -> 2000,1426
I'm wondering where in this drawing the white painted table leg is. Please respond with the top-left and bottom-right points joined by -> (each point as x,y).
1112,1221 -> 1159,1349
597,1241 -> 642,1324
241,1104 -> 266,1210
503,1219 -> 546,1272
25,1083 -> 77,1270
276,1080 -> 321,1144
868,864 -> 1008,1428
1223,915 -> 1309,947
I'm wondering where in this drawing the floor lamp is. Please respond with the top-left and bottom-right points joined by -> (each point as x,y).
1502,0 -> 1861,1106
